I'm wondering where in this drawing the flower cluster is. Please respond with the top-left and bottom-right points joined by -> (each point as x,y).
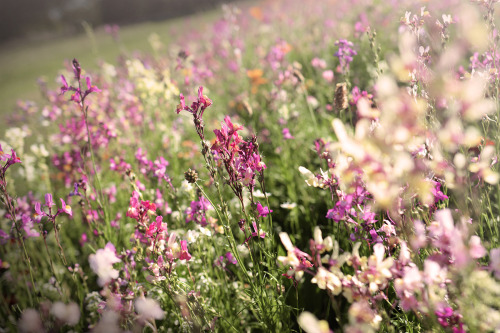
334,39 -> 357,73
212,116 -> 266,197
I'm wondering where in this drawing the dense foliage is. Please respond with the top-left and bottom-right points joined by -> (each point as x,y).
2,0 -> 500,332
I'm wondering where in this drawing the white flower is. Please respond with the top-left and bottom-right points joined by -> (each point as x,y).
237,244 -> 250,257
298,311 -> 331,333
198,226 -> 212,237
180,179 -> 193,192
50,301 -> 80,326
30,144 -> 49,158
299,166 -> 327,188
280,202 -> 297,209
89,242 -> 121,286
135,297 -> 165,322
186,229 -> 199,243
311,267 -> 342,295
253,189 -> 271,198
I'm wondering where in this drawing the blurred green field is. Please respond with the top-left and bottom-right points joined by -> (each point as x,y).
0,9 -> 221,131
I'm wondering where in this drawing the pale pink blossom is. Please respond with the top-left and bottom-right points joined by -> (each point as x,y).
89,242 -> 121,286
50,302 -> 80,326
19,309 -> 43,333
135,297 -> 165,322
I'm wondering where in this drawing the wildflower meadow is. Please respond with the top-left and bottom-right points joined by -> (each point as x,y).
3,0 -> 500,331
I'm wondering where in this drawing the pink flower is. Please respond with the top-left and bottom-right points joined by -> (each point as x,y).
411,220 -> 427,249
176,94 -> 186,114
44,193 -> 55,208
33,202 -> 45,221
146,215 -> 167,238
490,248 -> 500,278
322,70 -> 334,83
51,302 -> 80,326
0,144 -> 9,161
135,297 -> 165,322
311,57 -> 327,69
21,215 -> 39,238
469,235 -> 486,259
60,198 -> 72,217
79,233 -> 88,247
85,76 -> 101,94
282,128 -> 294,140
60,75 -> 71,94
225,252 -> 237,264
179,240 -> 192,261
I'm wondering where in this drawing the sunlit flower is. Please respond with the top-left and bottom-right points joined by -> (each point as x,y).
89,242 -> 121,286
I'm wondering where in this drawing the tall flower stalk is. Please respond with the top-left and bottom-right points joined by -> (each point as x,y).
61,59 -> 110,230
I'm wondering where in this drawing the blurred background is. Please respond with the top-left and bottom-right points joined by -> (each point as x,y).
0,0 -> 251,121
0,0 -> 243,44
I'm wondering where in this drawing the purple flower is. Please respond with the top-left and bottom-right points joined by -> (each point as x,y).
69,182 -> 81,197
334,39 -> 357,73
0,230 -> 9,245
44,193 -> 55,208
72,59 -> 81,80
21,214 -> 40,238
185,196 -> 212,226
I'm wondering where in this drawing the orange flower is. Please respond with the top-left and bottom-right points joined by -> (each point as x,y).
249,7 -> 263,21
247,69 -> 268,94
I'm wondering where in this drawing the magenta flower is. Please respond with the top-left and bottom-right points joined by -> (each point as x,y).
85,76 -> 102,94
4,149 -> 21,168
60,59 -> 101,104
126,191 -> 156,223
0,144 -> 8,162
282,128 -> 294,140
175,94 -> 186,114
146,216 -> 167,239
72,58 -> 81,80
79,233 -> 88,247
33,202 -> 45,221
225,252 -> 237,265
175,86 -> 212,120
60,75 -> 71,94
179,240 -> 192,261
251,221 -> 266,239
256,202 -> 272,217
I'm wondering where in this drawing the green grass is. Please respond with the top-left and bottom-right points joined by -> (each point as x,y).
0,9 -> 223,133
